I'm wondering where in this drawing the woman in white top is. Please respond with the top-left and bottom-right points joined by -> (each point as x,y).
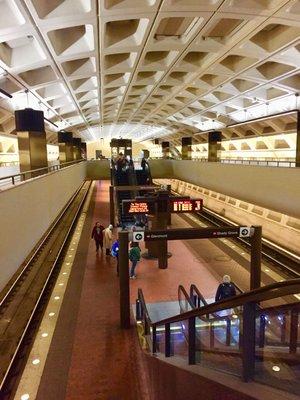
103,224 -> 113,255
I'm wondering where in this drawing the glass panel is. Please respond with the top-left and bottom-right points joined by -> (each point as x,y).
195,306 -> 243,376
172,320 -> 188,359
254,307 -> 300,396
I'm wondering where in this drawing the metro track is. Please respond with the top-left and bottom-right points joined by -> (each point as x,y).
194,207 -> 300,279
169,189 -> 300,280
0,181 -> 91,398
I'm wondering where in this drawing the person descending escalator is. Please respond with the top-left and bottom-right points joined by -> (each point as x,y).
215,275 -> 237,302
103,224 -> 114,256
91,221 -> 104,253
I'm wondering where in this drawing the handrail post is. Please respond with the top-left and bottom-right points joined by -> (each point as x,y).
289,308 -> 298,354
188,317 -> 196,364
242,302 -> 256,381
12,176 -> 15,185
165,323 -> 171,357
226,319 -> 231,346
136,299 -> 141,320
258,314 -> 266,348
209,322 -> 214,348
152,325 -> 157,354
281,313 -> 286,344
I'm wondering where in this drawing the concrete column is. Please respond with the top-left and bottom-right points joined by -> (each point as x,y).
182,137 -> 192,160
17,131 -> 48,177
58,131 -> 73,164
208,131 -> 222,162
15,108 -> 47,177
73,138 -> 82,160
296,111 -> 300,168
162,141 -> 170,159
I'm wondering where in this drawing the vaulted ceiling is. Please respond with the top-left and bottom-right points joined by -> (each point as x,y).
0,0 -> 299,144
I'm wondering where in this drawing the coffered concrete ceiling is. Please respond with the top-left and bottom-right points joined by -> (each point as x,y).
0,0 -> 299,144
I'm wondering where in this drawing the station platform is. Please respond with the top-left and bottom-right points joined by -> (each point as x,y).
14,180 -> 296,400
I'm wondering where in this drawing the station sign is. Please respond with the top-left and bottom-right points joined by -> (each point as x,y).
122,200 -> 156,215
132,231 -> 145,242
144,226 -> 253,241
170,198 -> 203,213
122,197 -> 203,215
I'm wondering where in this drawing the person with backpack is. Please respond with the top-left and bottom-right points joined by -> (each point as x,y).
91,222 -> 104,252
215,275 -> 237,302
129,242 -> 141,279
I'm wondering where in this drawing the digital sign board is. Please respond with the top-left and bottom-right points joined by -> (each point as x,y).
122,200 -> 156,215
170,199 -> 203,213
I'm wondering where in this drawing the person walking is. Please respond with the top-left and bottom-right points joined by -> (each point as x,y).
91,222 -> 104,252
215,275 -> 237,302
103,224 -> 113,255
129,242 -> 141,279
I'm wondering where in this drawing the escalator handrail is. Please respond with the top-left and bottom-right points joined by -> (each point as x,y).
137,288 -> 152,325
178,285 -> 195,311
152,278 -> 300,327
187,284 -> 231,322
190,284 -> 208,307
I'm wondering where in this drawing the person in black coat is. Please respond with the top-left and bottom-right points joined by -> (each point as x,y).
91,222 -> 104,252
215,275 -> 237,302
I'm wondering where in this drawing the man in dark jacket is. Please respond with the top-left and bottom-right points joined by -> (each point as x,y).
215,275 -> 236,302
91,222 -> 104,252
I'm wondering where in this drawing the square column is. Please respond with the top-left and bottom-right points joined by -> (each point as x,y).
208,131 -> 222,162
162,141 -> 170,159
182,137 -> 192,160
15,108 -> 47,176
17,131 -> 47,175
58,131 -> 73,163
296,111 -> 300,168
73,138 -> 82,160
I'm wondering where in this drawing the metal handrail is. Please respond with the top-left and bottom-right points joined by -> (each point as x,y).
149,157 -> 296,167
0,159 -> 85,186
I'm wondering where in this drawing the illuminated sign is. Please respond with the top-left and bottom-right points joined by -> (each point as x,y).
170,199 -> 203,213
122,200 -> 155,215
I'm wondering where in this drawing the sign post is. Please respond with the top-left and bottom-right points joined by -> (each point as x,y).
119,231 -> 130,329
250,225 -> 262,290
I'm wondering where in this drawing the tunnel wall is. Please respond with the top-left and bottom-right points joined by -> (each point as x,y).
150,160 -> 300,219
0,162 -> 86,291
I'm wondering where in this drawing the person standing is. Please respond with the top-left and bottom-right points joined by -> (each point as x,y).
129,242 -> 141,279
103,224 -> 114,255
215,275 -> 237,302
91,222 -> 104,252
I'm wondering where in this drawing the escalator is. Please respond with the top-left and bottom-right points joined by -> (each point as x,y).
136,279 -> 300,396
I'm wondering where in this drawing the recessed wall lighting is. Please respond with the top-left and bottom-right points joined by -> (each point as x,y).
41,333 -> 48,338
272,365 -> 280,372
54,296 -> 60,300
21,394 -> 30,400
32,359 -> 40,365
49,312 -> 55,317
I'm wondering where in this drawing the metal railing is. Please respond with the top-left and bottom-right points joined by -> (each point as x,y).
0,159 -> 85,188
136,279 -> 300,390
149,157 -> 297,167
